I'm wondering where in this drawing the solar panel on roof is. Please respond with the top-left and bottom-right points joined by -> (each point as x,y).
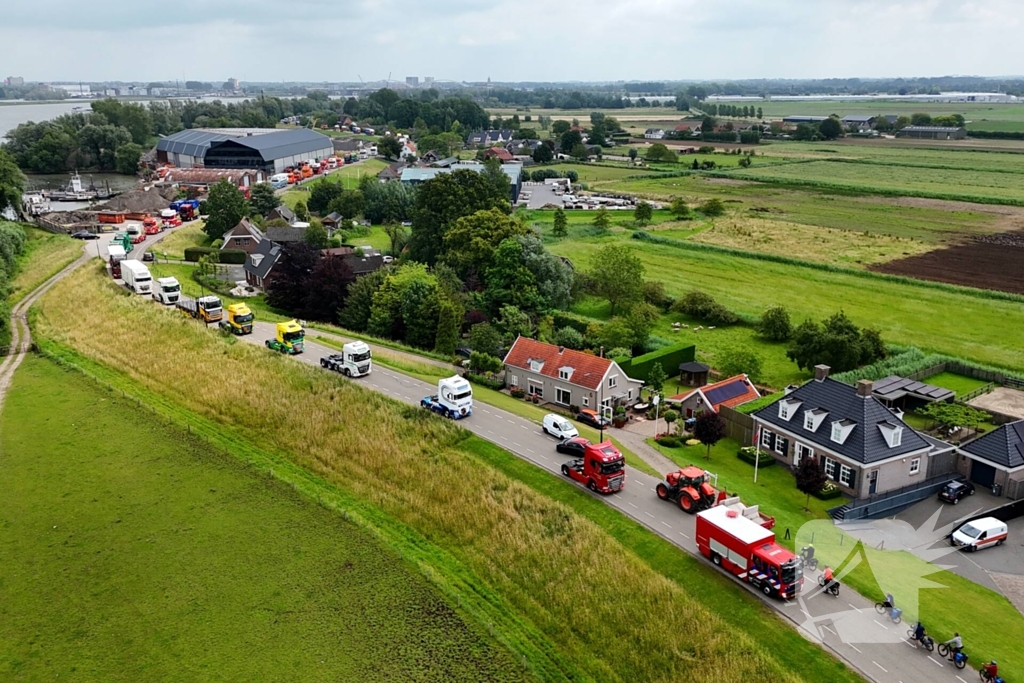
904,382 -> 925,392
704,380 -> 749,406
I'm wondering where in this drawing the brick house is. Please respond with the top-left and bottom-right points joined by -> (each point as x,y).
751,365 -> 944,500
502,337 -> 643,413
220,218 -> 263,254
956,421 -> 1024,499
244,239 -> 282,289
668,374 -> 760,418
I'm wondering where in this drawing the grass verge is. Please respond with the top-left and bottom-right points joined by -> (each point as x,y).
9,227 -> 82,304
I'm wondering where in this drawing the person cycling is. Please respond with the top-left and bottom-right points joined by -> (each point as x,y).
823,566 -> 834,582
882,592 -> 895,613
943,632 -> 962,661
912,621 -> 926,648
981,660 -> 998,681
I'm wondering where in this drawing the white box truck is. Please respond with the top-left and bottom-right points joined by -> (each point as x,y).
121,259 -> 152,295
153,276 -> 181,305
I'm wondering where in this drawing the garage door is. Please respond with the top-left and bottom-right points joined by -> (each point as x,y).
970,461 -> 996,488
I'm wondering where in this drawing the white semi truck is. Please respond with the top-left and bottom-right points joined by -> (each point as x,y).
153,276 -> 181,305
120,259 -> 152,295
319,341 -> 372,377
420,375 -> 473,420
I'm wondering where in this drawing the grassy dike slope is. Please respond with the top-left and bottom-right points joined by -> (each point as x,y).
0,356 -> 526,683
30,265 -> 858,683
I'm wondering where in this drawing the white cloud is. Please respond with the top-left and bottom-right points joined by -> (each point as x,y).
3,0 -> 1021,82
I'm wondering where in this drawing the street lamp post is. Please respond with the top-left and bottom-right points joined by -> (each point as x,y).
599,345 -> 605,442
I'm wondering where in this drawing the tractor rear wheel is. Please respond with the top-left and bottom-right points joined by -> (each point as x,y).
656,483 -> 669,500
680,495 -> 694,513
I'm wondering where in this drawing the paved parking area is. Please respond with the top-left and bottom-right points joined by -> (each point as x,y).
521,182 -> 563,209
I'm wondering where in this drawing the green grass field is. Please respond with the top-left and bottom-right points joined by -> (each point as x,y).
550,236 -> 1024,376
726,159 -> 1024,205
919,371 -> 991,396
8,226 -> 82,304
0,355 -> 526,682
152,220 -> 209,260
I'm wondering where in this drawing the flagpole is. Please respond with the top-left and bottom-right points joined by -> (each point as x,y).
753,425 -> 761,484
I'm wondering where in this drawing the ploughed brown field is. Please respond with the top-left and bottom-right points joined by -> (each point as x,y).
870,230 -> 1024,295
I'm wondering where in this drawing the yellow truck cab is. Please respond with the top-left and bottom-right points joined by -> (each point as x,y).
265,320 -> 305,354
219,303 -> 254,335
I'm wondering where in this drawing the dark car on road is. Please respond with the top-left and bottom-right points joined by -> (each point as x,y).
938,479 -> 975,504
556,436 -> 591,457
142,251 -> 155,262
71,230 -> 99,240
576,408 -> 609,429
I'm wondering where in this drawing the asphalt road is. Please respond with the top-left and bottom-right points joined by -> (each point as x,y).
226,322 -> 961,683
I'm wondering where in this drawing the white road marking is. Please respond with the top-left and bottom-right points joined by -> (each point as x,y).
627,502 -> 638,509
848,644 -> 862,653
486,430 -> 495,435
513,442 -> 521,448
526,449 -> 534,454
660,521 -> 672,529
956,676 -> 967,683
873,662 -> 888,673
644,511 -> 655,519
679,532 -> 689,539
848,603 -> 861,612
507,419 -> 516,424
873,619 -> 888,630
928,656 -> 944,668
822,626 -> 837,636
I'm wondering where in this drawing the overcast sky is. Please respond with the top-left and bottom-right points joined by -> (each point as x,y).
5,0 -> 1021,83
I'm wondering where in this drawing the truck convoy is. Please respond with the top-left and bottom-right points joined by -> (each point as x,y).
219,303 -> 254,335
319,341 -> 372,377
143,216 -> 161,235
656,466 -> 720,512
153,277 -> 181,305
108,244 -> 127,278
120,259 -> 153,295
110,233 -> 132,253
421,376 -> 473,419
177,295 -> 223,324
127,224 -> 145,244
266,320 -> 305,354
696,505 -> 803,600
560,440 -> 625,494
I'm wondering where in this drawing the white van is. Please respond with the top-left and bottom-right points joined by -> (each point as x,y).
950,517 -> 1008,552
120,259 -> 152,295
543,413 -> 579,440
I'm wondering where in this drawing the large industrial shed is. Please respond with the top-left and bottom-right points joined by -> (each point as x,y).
155,128 -> 333,173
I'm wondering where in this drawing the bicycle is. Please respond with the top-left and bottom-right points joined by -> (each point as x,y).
906,628 -> 934,651
874,601 -> 902,624
817,574 -> 840,597
936,643 -> 968,669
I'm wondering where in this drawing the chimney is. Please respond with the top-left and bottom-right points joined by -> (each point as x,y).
857,379 -> 873,398
814,365 -> 830,381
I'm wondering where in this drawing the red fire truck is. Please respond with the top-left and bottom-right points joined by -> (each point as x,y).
560,441 -> 625,494
695,505 -> 803,600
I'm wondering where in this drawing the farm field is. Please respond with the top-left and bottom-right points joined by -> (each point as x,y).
726,158 -> 1024,205
30,266 -> 857,683
921,371 -> 991,396
871,232 -> 1024,295
549,235 -> 1024,375
712,99 -> 1024,128
759,141 -> 1024,172
0,355 -> 525,683
8,226 -> 81,304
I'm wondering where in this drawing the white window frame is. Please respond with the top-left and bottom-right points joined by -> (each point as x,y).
608,375 -> 617,389
760,429 -> 772,449
909,458 -> 920,475
804,413 -> 814,430
555,387 -> 571,406
824,457 -> 837,480
795,442 -> 813,467
509,375 -> 518,387
582,396 -> 589,407
528,380 -> 543,398
627,389 -> 632,400
780,404 -> 789,420
559,367 -> 572,381
774,435 -> 786,455
831,423 -> 843,443
839,464 -> 854,487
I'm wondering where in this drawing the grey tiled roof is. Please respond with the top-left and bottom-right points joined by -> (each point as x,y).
244,239 -> 281,280
753,377 -> 929,464
960,421 -> 1024,469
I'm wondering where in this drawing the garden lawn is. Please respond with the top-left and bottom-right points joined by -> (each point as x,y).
154,220 -> 209,260
551,236 -> 1024,375
0,355 -> 526,683
920,371 -> 991,397
8,226 -> 82,304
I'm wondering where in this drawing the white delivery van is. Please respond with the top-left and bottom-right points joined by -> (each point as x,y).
121,259 -> 152,295
543,413 -> 579,440
153,276 -> 181,305
950,517 -> 1008,552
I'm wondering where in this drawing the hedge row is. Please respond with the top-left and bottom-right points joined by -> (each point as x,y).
551,311 -> 592,336
184,246 -> 247,264
466,373 -> 504,391
616,341 -> 696,382
966,130 -> 1024,140
832,345 -> 1024,385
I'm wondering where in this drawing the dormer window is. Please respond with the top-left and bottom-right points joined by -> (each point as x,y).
529,359 -> 544,373
778,398 -> 801,421
831,423 -> 842,441
878,422 -> 904,448
780,404 -> 789,420
804,413 -> 814,429
559,367 -> 574,381
803,408 -> 828,432
831,419 -> 856,445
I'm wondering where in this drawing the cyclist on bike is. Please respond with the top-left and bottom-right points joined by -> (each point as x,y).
912,621 -> 926,648
981,660 -> 998,681
943,632 -> 962,661
883,592 -> 895,613
823,566 -> 834,582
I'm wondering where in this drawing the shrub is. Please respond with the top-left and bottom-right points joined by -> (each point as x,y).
699,198 -> 726,217
184,246 -> 246,264
813,482 -> 844,501
737,446 -> 776,467
510,387 -> 525,399
757,305 -> 792,341
466,372 -> 505,391
656,435 -> 682,448
697,146 -> 715,154
552,312 -> 591,336
671,290 -> 738,325
552,326 -> 586,350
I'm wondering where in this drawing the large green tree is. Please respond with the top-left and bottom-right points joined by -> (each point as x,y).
552,207 -> 568,236
441,208 -> 530,280
249,182 -> 280,218
408,169 -> 509,265
113,142 -> 143,175
485,238 -> 542,314
203,179 -> 249,240
588,245 -> 645,315
307,179 -> 343,215
0,149 -> 25,217
338,269 -> 387,331
818,117 -> 843,140
786,311 -> 886,373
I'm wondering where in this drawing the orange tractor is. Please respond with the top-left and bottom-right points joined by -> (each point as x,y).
656,466 -> 722,513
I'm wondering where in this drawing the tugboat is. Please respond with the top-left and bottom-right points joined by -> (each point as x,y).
44,172 -> 115,202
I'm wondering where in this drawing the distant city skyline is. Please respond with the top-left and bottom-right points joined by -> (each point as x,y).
5,0 -> 1022,83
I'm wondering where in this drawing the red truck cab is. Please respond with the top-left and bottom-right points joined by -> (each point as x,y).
560,440 -> 625,494
143,217 -> 160,235
696,505 -> 802,599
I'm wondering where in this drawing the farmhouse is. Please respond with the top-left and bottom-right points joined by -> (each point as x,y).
503,337 -> 643,412
841,115 -> 876,130
483,147 -> 515,162
956,421 -> 1024,499
644,129 -> 666,139
897,126 -> 967,140
265,205 -> 297,225
668,375 -> 760,418
220,218 -> 264,254
751,366 -> 949,500
244,239 -> 282,289
468,130 -> 515,146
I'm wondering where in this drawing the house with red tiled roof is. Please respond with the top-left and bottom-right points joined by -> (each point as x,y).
667,374 -> 760,418
503,337 -> 643,412
483,147 -> 514,162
